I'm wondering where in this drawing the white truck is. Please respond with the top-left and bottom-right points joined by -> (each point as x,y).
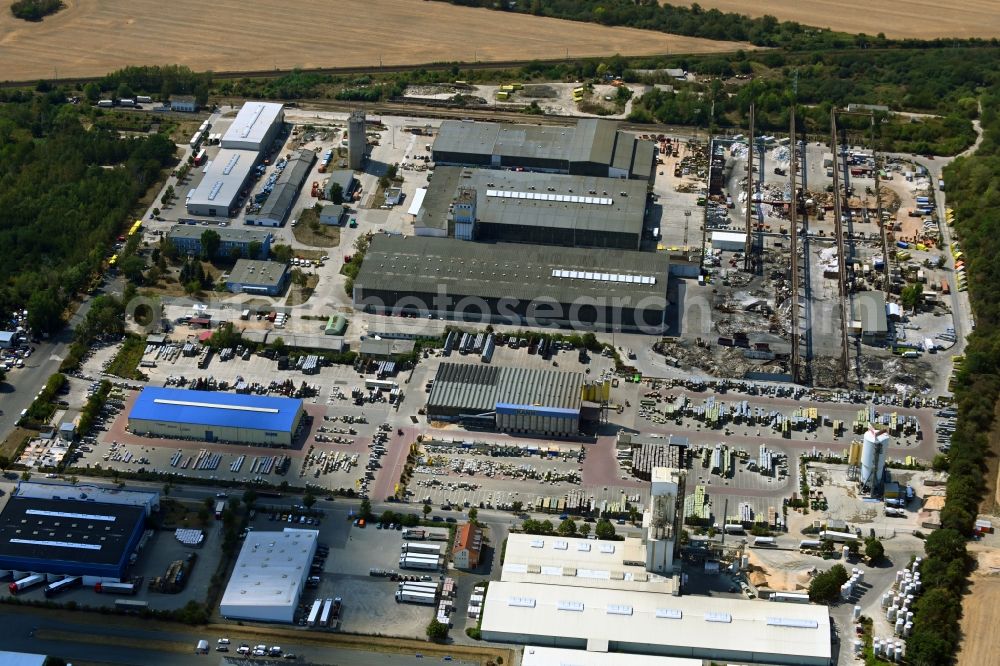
395,589 -> 437,605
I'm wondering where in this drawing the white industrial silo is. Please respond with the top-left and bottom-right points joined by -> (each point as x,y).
861,427 -> 889,493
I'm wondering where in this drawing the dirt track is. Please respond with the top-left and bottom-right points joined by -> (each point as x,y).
0,0 -> 749,82
674,0 -> 999,39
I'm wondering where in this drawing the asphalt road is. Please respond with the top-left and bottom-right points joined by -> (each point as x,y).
3,608 -> 476,666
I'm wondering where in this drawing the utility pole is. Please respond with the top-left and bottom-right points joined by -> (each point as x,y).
743,104 -> 755,272
830,110 -> 851,386
789,108 -> 802,384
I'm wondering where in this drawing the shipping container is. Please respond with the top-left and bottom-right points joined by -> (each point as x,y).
401,543 -> 442,555
115,599 -> 149,611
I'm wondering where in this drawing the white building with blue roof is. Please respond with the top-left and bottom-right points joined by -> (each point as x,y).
128,387 -> 304,446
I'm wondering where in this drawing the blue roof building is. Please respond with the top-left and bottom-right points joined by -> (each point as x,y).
128,387 -> 304,446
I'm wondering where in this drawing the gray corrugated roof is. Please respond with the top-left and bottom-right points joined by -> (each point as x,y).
434,119 -> 651,177
323,169 -> 355,199
256,150 -> 317,223
355,236 -> 668,304
427,363 -> 583,413
632,140 -> 655,179
568,119 -> 617,165
857,291 -> 888,334
167,224 -> 271,244
227,259 -> 288,288
418,166 -> 645,237
612,135 -> 636,171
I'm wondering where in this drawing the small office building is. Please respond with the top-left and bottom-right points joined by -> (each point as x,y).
167,225 -> 272,259
226,259 -> 289,296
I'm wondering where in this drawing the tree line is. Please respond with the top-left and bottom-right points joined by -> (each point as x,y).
0,91 -> 175,335
903,89 -> 1000,664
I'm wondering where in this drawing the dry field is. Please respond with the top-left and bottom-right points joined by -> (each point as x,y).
674,1 -> 1000,39
0,0 -> 749,83
957,546 -> 1000,666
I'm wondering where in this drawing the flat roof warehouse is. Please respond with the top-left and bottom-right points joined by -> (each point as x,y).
480,580 -> 832,666
416,167 -> 648,248
0,497 -> 146,578
352,236 -> 670,332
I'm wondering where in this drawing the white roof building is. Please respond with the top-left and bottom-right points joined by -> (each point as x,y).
219,530 -> 317,623
15,480 -> 159,516
522,647 -> 699,666
502,534 -> 672,593
221,101 -> 285,151
480,581 -> 832,666
186,148 -> 258,217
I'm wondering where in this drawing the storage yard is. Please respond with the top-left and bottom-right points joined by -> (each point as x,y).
2,90 -> 979,666
0,0 -> 750,82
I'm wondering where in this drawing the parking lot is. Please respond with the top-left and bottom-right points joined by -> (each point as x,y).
244,509 -> 441,638
0,519 -> 222,612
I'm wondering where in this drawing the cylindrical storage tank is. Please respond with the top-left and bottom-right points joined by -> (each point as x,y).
874,639 -> 882,656
906,611 -> 914,623
856,570 -> 864,584
887,607 -> 897,621
853,605 -> 861,620
913,556 -> 921,570
853,639 -> 863,655
882,592 -> 892,608
853,567 -> 860,576
904,621 -> 913,636
843,545 -> 850,560
840,583 -> 851,600
894,646 -> 903,662
895,617 -> 905,635
914,581 -> 923,593
895,570 -> 905,585
741,555 -> 749,569
861,427 -> 890,492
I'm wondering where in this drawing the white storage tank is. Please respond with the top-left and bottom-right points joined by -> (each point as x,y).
853,604 -> 861,620
861,427 -> 889,492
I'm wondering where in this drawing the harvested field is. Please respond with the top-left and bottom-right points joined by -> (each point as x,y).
674,1 -> 1000,40
0,0 -> 748,83
956,547 -> 1000,666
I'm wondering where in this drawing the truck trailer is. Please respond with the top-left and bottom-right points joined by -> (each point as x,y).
44,576 -> 82,598
214,500 -> 226,519
319,598 -> 333,627
395,589 -> 437,605
9,573 -> 45,595
306,598 -> 323,627
401,543 -> 443,555
95,581 -> 138,595
399,555 -> 440,571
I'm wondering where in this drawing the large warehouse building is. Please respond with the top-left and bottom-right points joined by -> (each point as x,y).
414,166 -> 648,249
186,148 -> 259,217
221,101 -> 284,152
426,363 -> 583,435
220,529 -> 317,623
353,236 -> 670,333
128,387 -> 304,446
0,496 -> 146,581
480,581 -> 831,665
432,118 -> 655,182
